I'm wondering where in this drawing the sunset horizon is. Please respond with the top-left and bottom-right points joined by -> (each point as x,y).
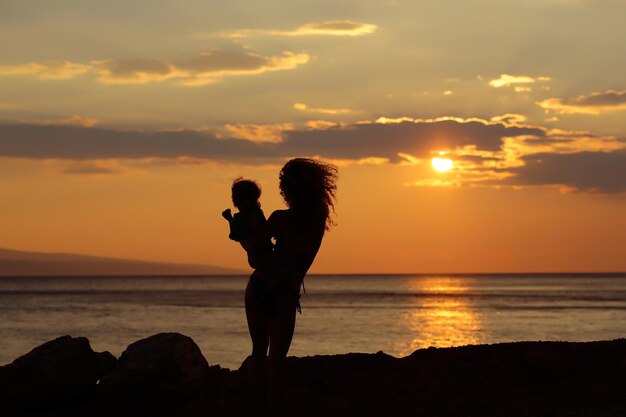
1,245 -> 625,276
3,3 -> 626,415
2,0 -> 625,274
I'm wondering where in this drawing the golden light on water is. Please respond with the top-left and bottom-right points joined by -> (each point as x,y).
431,151 -> 453,172
394,277 -> 485,357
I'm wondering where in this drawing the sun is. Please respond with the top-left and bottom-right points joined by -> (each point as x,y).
431,152 -> 453,172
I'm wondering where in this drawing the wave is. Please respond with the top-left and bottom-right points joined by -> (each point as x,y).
2,288 -> 626,300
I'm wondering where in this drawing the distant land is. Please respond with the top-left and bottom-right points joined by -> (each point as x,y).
0,248 -> 245,276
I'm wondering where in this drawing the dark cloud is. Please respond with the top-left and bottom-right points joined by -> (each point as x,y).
538,90 -> 626,114
0,124 -> 280,162
177,51 -> 268,72
0,50 -> 309,85
101,59 -> 172,77
3,118 -> 625,193
284,119 -> 544,162
291,20 -> 377,36
504,151 -> 626,193
0,119 -> 543,163
96,51 -> 309,85
575,90 -> 626,107
308,21 -> 372,32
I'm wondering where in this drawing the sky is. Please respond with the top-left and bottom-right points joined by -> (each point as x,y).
1,0 -> 625,273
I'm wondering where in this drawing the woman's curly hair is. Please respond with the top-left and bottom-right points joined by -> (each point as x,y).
279,158 -> 338,230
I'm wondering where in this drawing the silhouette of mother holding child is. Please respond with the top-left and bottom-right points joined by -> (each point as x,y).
222,158 -> 338,417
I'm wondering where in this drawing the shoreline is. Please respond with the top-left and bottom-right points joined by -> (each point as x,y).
1,334 -> 625,416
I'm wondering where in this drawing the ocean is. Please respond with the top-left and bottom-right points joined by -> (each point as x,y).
1,274 -> 625,369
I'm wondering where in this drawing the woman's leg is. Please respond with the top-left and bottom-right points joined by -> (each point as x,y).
267,293 -> 298,417
245,278 -> 270,416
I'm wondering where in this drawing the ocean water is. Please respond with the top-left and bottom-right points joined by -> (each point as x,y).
1,274 -> 626,369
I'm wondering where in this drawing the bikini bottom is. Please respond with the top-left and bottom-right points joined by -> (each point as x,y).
250,273 -> 302,314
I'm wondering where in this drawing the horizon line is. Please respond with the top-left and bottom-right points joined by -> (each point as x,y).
1,271 -> 625,278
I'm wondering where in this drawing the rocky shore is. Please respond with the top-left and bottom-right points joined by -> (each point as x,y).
1,333 -> 625,417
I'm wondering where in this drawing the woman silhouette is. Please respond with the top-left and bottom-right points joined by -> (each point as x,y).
245,158 -> 337,417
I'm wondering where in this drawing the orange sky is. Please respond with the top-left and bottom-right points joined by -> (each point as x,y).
2,159 -> 625,273
1,0 -> 625,272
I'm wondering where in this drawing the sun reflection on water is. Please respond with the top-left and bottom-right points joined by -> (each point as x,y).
394,276 -> 486,357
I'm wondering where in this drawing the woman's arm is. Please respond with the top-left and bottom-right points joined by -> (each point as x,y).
252,210 -> 284,245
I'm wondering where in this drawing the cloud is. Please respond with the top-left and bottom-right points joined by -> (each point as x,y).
0,117 -> 543,163
489,74 -> 551,90
304,120 -> 339,130
407,178 -> 461,188
221,123 -> 294,143
537,90 -> 626,115
2,116 -> 624,193
490,114 -> 528,124
522,129 -> 624,154
0,61 -> 92,80
282,117 -> 546,163
61,161 -> 126,175
293,103 -> 352,114
33,115 -> 99,127
177,50 -> 309,86
503,151 -> 626,193
95,59 -> 179,84
0,124 -> 277,163
0,50 -> 309,86
292,21 -> 378,36
226,20 -> 378,38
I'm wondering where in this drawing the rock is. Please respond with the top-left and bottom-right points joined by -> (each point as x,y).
0,335 -> 116,413
215,340 -> 626,417
3,335 -> 626,417
97,332 -> 216,416
272,340 -> 626,417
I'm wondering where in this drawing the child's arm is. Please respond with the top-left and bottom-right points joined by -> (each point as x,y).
223,210 -> 245,242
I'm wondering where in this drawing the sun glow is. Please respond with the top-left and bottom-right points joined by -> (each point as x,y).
431,152 -> 453,172
394,277 -> 484,357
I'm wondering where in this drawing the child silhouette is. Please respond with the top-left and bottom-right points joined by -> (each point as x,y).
222,177 -> 273,269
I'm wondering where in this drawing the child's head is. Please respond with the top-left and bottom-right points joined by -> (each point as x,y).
231,177 -> 261,209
